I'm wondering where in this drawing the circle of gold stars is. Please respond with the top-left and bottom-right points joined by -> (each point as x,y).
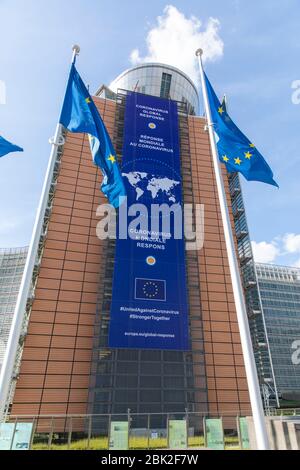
221,144 -> 255,166
142,281 -> 159,298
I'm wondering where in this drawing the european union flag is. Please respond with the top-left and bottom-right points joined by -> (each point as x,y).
0,136 -> 23,158
205,72 -> 278,187
59,64 -> 126,207
135,278 -> 166,301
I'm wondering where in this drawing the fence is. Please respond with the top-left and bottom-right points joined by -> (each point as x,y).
4,411 -> 252,450
269,408 -> 300,417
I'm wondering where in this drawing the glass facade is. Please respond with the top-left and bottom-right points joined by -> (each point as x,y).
97,63 -> 199,115
0,247 -> 28,371
160,72 -> 172,99
256,263 -> 300,398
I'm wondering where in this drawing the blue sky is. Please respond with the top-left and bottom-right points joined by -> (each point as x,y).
0,0 -> 299,266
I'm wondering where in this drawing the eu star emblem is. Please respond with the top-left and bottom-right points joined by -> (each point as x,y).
135,278 -> 166,301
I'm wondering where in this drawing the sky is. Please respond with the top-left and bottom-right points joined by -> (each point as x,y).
0,0 -> 299,267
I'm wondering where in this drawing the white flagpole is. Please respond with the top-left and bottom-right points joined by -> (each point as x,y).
0,45 -> 80,422
195,48 -> 269,450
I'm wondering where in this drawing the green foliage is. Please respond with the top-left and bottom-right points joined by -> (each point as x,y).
32,434 -> 240,450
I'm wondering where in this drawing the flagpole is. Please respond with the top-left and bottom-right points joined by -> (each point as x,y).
195,49 -> 269,450
0,45 -> 80,422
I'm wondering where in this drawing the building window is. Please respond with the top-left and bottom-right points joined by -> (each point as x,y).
160,73 -> 172,99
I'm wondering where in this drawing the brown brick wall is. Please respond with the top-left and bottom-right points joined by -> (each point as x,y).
11,98 -> 113,416
188,115 -> 250,416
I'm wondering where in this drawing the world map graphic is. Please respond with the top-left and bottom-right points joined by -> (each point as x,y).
122,171 -> 180,203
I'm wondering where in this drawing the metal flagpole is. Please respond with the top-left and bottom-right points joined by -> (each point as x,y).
195,48 -> 270,450
0,45 -> 80,422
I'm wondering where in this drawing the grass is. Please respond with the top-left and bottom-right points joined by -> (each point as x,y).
32,437 -> 108,451
32,435 -> 241,451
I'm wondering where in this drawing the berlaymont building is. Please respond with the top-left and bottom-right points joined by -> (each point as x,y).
2,62 -> 279,441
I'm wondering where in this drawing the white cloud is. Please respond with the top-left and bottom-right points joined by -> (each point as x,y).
283,233 -> 300,254
251,240 -> 279,263
130,5 -> 224,85
251,233 -> 300,267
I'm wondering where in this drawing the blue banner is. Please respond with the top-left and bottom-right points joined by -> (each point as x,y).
108,92 -> 189,350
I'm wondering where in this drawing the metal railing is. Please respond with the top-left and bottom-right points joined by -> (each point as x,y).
7,411 -> 251,450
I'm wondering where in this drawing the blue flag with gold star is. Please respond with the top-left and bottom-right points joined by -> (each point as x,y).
205,72 -> 278,187
59,63 -> 126,207
0,135 -> 23,158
